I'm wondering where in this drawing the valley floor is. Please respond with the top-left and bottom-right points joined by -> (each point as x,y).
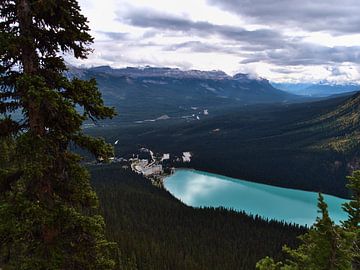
87,94 -> 360,198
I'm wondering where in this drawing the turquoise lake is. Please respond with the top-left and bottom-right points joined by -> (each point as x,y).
164,170 -> 349,226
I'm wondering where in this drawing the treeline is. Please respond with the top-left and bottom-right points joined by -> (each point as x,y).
91,164 -> 305,270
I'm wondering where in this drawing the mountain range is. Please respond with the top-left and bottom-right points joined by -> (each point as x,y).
68,65 -> 301,123
272,82 -> 360,97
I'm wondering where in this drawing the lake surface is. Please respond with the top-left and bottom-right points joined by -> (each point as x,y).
164,170 -> 349,226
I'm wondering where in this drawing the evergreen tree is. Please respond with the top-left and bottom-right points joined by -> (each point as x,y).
257,173 -> 360,270
343,171 -> 360,269
0,0 -> 116,269
281,194 -> 353,270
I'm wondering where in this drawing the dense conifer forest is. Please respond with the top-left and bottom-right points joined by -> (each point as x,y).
87,93 -> 360,199
0,1 -> 116,268
90,164 -> 305,270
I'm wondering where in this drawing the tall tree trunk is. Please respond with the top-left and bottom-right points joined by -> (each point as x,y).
17,0 -> 56,247
17,0 -> 45,136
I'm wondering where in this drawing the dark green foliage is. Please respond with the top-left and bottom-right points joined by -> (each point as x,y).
91,164 -> 305,270
343,172 -> 360,269
257,171 -> 360,270
0,0 -> 116,269
343,172 -> 360,228
278,194 -> 353,270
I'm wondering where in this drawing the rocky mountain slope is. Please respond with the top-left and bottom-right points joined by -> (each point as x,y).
69,65 -> 301,123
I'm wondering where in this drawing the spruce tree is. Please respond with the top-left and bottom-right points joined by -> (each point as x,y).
343,171 -> 360,269
257,174 -> 360,270
0,0 -> 116,269
280,194 -> 354,270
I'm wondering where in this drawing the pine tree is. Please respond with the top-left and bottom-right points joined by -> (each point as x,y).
257,174 -> 360,270
0,0 -> 117,269
281,194 -> 353,270
343,171 -> 360,269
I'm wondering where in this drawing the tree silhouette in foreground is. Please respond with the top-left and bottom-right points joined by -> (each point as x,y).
256,171 -> 360,270
0,0 -> 116,269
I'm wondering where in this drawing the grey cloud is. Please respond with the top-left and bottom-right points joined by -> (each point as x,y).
270,67 -> 304,74
163,41 -> 242,55
109,6 -> 360,70
164,41 -> 216,52
97,31 -> 130,40
100,51 -> 193,70
270,68 -> 295,75
207,0 -> 360,34
97,31 -> 162,48
116,8 -> 284,48
326,66 -> 349,77
240,44 -> 275,52
96,32 -> 162,49
142,31 -> 159,39
241,43 -> 360,66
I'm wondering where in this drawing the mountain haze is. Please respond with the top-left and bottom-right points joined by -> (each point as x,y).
273,82 -> 360,97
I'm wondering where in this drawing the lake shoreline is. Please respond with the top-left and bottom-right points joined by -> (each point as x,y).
164,169 -> 349,227
164,167 -> 350,200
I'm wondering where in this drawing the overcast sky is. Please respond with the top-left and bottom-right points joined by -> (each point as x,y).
71,0 -> 360,83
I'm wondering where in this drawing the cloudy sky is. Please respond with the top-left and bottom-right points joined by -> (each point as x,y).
71,0 -> 360,83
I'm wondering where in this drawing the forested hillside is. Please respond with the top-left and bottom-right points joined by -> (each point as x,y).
305,92 -> 360,153
91,164 -> 305,270
87,93 -> 360,198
